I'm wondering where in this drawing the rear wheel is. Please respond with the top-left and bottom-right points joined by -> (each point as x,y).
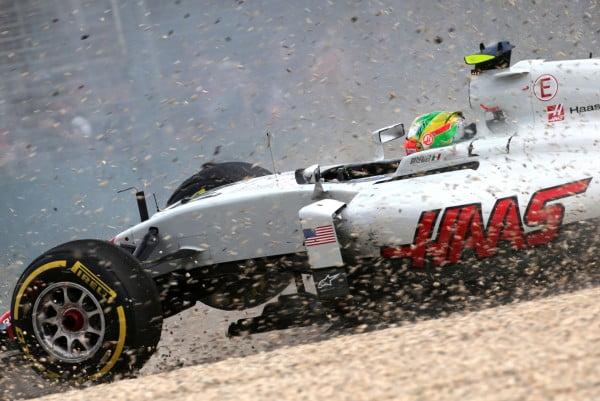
166,161 -> 271,207
11,240 -> 163,383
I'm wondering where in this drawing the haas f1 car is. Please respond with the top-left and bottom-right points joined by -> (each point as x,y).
2,41 -> 600,383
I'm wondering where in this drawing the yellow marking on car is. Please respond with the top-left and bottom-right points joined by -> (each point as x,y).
71,261 -> 117,301
464,53 -> 495,65
192,188 -> 206,197
89,306 -> 126,381
44,370 -> 60,380
14,326 -> 46,372
13,260 -> 67,319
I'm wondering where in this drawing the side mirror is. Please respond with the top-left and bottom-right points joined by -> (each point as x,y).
302,164 -> 321,184
298,164 -> 328,199
372,123 -> 405,160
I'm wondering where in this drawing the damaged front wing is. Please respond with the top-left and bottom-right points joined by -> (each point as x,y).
0,310 -> 14,346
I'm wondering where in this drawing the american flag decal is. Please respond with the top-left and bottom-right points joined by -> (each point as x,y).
303,224 -> 337,247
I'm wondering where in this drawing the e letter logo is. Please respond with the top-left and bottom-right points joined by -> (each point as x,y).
534,74 -> 558,101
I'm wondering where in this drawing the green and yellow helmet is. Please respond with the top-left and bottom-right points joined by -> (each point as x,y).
405,111 -> 465,154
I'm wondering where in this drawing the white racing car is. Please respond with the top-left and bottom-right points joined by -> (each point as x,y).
1,41 -> 599,383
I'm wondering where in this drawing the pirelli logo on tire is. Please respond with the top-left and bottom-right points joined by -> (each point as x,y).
71,261 -> 117,301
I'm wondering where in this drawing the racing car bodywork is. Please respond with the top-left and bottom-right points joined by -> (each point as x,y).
2,41 -> 600,382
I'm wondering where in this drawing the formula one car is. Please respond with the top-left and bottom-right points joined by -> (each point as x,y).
2,41 -> 599,383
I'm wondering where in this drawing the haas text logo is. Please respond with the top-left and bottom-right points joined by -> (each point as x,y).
381,178 -> 592,267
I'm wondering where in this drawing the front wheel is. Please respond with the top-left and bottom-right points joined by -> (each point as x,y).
11,240 -> 163,383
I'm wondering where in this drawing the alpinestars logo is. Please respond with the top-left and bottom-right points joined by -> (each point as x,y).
381,178 -> 592,267
547,104 -> 564,122
317,273 -> 341,289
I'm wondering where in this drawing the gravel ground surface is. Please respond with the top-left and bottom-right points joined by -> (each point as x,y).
0,291 -> 332,401
9,285 -> 599,401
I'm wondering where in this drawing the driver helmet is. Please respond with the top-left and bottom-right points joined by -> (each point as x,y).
404,111 -> 465,154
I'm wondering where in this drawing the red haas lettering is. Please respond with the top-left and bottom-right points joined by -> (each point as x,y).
524,179 -> 592,246
450,197 -> 525,263
381,178 -> 592,267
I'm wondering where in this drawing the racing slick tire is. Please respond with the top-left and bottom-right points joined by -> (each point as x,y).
10,239 -> 163,383
166,161 -> 271,206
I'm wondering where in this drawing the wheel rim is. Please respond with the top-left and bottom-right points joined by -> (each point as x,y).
32,282 -> 106,363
